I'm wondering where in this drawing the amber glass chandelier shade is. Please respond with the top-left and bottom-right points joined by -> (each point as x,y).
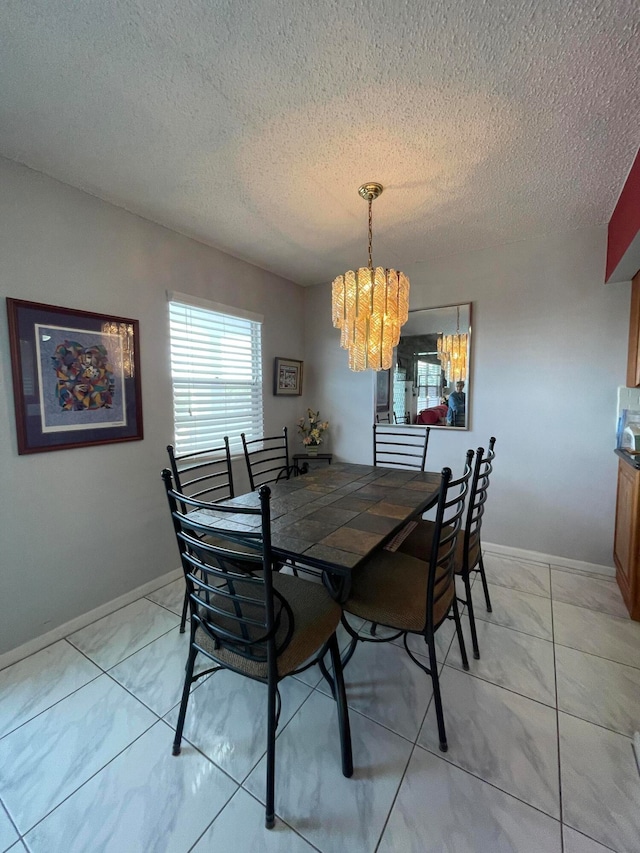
437,331 -> 468,383
332,267 -> 409,371
331,183 -> 410,372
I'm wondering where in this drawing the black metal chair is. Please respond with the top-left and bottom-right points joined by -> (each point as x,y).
373,422 -> 430,471
162,470 -> 353,829
376,413 -> 391,423
341,452 -> 473,752
167,439 -> 236,632
241,427 -> 293,491
393,411 -> 410,424
397,438 -> 497,659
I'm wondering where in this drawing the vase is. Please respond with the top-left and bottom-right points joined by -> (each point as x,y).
306,446 -> 319,456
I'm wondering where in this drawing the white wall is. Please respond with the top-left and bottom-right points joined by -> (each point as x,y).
305,227 -> 631,568
0,158 -> 305,654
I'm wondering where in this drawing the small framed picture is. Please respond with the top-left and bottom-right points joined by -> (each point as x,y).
274,357 -> 303,396
6,298 -> 143,454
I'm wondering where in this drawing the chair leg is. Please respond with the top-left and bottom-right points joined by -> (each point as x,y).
452,597 -> 469,671
426,633 -> 448,752
328,633 -> 353,778
173,644 -> 197,755
478,553 -> 493,613
463,573 -> 480,660
265,676 -> 278,829
339,613 -> 359,671
179,588 -> 189,633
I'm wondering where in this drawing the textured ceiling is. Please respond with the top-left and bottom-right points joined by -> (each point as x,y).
1,0 -> 639,285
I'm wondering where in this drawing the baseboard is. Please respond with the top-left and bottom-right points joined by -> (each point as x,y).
482,541 -> 615,578
0,567 -> 183,672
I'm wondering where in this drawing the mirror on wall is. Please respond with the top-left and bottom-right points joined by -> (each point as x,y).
374,303 -> 472,430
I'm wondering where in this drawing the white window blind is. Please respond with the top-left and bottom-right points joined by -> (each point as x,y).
169,297 -> 263,456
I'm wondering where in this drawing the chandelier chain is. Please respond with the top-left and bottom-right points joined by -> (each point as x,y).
368,198 -> 373,269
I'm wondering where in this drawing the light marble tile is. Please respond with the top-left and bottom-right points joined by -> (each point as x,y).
193,788 -> 316,852
418,668 -> 560,818
560,713 -> 640,853
24,721 -> 237,853
551,569 -> 628,618
0,675 -> 155,834
483,553 -> 550,597
67,598 -> 180,669
108,626 -> 212,716
550,564 -> 616,582
0,640 -> 100,739
390,617 -> 458,664
5,844 -> 26,853
146,579 -> 186,617
165,669 -> 312,782
556,645 -> 640,737
476,583 -> 553,640
447,619 -> 556,706
553,601 -> 640,669
563,826 -> 616,853
244,690 -> 413,853
378,745 -> 562,853
317,638 -> 434,741
0,805 -> 18,853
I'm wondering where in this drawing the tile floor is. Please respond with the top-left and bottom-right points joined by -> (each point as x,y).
1,552 -> 640,852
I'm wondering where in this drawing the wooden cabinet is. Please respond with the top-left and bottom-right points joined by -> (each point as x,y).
613,457 -> 640,620
626,271 -> 640,387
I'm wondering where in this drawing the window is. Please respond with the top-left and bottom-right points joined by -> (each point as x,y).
168,292 -> 263,456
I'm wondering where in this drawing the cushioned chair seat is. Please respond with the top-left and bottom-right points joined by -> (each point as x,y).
345,549 -> 454,632
397,521 -> 480,573
196,572 -> 341,678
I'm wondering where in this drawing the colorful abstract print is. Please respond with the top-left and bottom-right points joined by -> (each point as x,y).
52,341 -> 115,411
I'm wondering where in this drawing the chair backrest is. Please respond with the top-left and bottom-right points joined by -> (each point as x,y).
166,439 -> 235,512
393,411 -> 410,424
425,449 -> 474,631
376,413 -> 390,423
373,423 -> 430,471
162,469 -> 292,676
462,437 -> 496,573
241,427 -> 291,491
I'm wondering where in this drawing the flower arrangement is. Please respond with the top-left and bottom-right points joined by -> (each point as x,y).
297,408 -> 329,447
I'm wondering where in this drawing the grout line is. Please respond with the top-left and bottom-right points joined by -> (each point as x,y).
443,662 -> 558,711
222,788 -> 324,853
373,741 -> 417,853
549,564 -> 565,853
485,578 -> 552,600
68,621 -> 181,675
412,741 -> 563,826
473,611 -> 553,644
0,797 -> 20,847
556,708 -> 634,742
553,639 -> 640,673
15,717 -> 160,840
561,823 -> 619,852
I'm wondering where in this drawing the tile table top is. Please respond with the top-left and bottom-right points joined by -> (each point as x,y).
191,463 -> 441,574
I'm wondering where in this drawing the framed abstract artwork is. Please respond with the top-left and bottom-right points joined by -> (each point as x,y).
6,298 -> 143,454
273,357 -> 303,396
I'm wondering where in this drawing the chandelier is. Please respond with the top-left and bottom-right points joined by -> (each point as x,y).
437,306 -> 467,383
331,183 -> 409,371
101,321 -> 135,378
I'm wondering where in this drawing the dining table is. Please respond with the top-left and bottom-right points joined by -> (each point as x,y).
189,461 -> 442,600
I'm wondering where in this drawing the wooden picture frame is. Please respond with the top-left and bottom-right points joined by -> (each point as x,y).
274,357 -> 303,396
6,298 -> 143,454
